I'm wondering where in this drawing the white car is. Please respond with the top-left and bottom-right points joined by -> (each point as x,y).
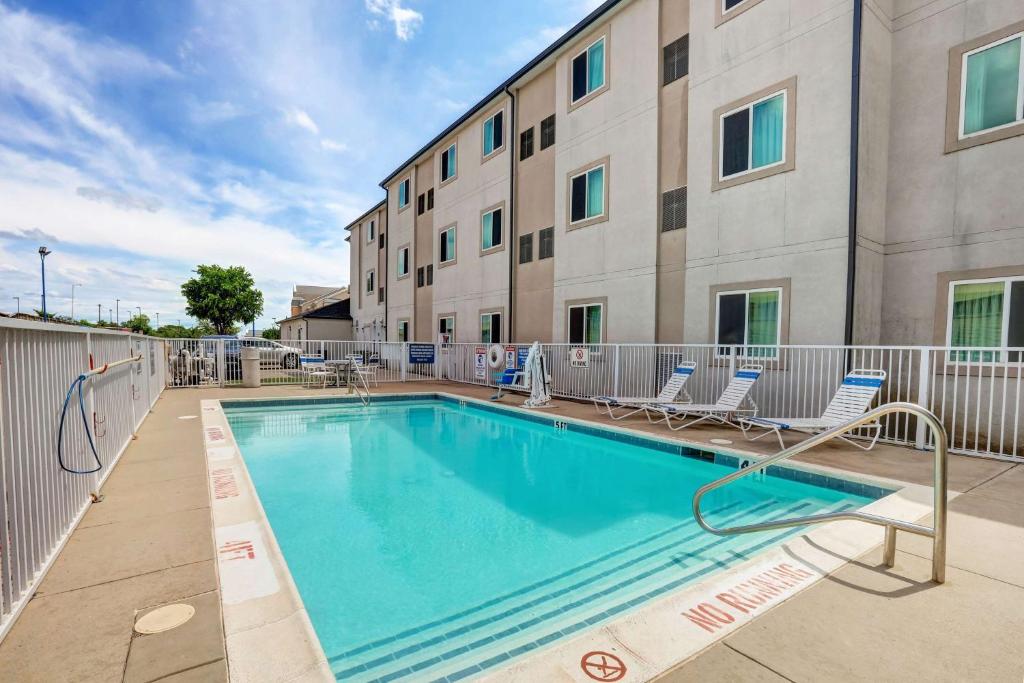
241,338 -> 302,369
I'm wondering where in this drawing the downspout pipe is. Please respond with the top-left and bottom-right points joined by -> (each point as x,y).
505,86 -> 517,343
844,0 -> 863,347
384,189 -> 389,342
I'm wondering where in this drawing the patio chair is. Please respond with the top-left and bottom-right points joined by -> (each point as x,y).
592,361 -> 697,420
644,364 -> 763,432
739,369 -> 887,450
347,354 -> 379,387
491,367 -> 528,400
300,356 -> 335,389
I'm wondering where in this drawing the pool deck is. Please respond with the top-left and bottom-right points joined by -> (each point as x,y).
0,381 -> 1021,682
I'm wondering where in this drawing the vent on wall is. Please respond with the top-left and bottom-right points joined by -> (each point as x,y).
663,35 -> 689,86
662,186 -> 687,232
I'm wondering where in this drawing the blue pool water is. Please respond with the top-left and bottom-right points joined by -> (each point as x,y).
225,397 -> 881,682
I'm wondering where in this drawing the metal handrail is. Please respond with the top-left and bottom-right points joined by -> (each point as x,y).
692,402 -> 948,583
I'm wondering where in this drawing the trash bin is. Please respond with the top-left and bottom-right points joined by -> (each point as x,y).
241,347 -> 261,388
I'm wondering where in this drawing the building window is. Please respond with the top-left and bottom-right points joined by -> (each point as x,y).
397,246 -> 410,277
480,312 -> 501,344
366,219 -> 376,243
398,178 -> 410,209
520,127 -> 534,160
417,193 -> 426,215
538,226 -> 554,259
439,226 -> 456,264
569,163 -> 606,225
662,186 -> 687,231
571,36 -> 606,105
716,288 -> 781,356
378,232 -> 384,249
438,315 -> 455,342
540,114 -> 556,149
397,320 -> 409,342
427,188 -> 434,210
378,287 -> 385,304
958,32 -> 1023,139
483,110 -> 504,158
417,266 -> 425,288
441,143 -> 457,182
724,0 -> 748,11
426,264 -> 433,286
365,269 -> 375,295
481,207 -> 503,251
568,303 -> 603,346
519,233 -> 533,264
720,90 -> 787,181
947,277 -> 1024,362
663,35 -> 689,85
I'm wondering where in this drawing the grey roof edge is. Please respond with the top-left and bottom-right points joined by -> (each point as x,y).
378,0 -> 627,188
343,199 -> 387,231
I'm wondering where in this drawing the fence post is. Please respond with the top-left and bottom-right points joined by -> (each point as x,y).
915,349 -> 932,450
401,343 -> 408,382
729,346 -> 738,377
612,345 -> 621,397
217,340 -> 225,388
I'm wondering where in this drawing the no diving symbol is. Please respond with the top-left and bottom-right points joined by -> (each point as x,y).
574,348 -> 585,360
581,651 -> 627,682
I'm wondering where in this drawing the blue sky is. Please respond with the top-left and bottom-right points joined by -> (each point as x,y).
0,0 -> 601,328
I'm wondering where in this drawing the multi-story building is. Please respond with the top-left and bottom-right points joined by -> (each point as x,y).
349,0 -> 1024,353
344,200 -> 388,341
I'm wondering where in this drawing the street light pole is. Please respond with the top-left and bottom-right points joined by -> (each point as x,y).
38,246 -> 51,321
155,312 -> 160,328
115,299 -> 120,326
13,296 -> 19,314
71,283 -> 83,320
97,303 -> 102,324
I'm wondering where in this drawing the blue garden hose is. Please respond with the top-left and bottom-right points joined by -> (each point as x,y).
57,373 -> 102,474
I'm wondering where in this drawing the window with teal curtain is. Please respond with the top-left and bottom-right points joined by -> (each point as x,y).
588,39 -> 605,93
447,144 -> 457,178
963,37 -> 1022,136
482,212 -> 493,249
751,94 -> 784,169
746,290 -> 779,357
480,315 -> 491,343
586,305 -> 602,344
398,180 -> 408,207
951,282 -> 1004,361
586,167 -> 604,218
483,118 -> 494,155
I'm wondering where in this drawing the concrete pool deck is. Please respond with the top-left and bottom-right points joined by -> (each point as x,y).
0,382 -> 1021,682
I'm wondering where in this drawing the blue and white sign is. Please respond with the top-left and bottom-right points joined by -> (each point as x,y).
517,347 -> 530,369
408,343 -> 436,364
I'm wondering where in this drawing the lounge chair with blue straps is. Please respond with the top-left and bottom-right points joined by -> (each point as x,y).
644,364 -> 763,431
593,361 -> 697,420
739,369 -> 887,450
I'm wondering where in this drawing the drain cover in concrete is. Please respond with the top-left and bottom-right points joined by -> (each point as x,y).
709,438 -> 733,446
178,415 -> 198,420
135,604 -> 195,634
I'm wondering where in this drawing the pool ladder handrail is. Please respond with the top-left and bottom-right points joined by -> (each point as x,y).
692,402 -> 948,583
351,363 -> 371,406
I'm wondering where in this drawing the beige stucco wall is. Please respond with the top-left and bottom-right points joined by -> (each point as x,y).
387,173 -> 416,340
514,66 -> 556,344
349,205 -> 387,341
880,0 -> 1024,344
683,0 -> 854,345
552,0 -> 661,343
415,162 -> 434,341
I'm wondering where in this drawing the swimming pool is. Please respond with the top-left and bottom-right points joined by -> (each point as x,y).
223,396 -> 887,682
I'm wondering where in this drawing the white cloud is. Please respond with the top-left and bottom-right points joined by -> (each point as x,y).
320,138 -> 349,153
365,0 -> 423,41
282,107 -> 320,135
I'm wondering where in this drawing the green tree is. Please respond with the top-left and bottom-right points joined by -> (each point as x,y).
153,324 -> 192,338
261,326 -> 281,340
125,313 -> 152,334
180,265 -> 264,335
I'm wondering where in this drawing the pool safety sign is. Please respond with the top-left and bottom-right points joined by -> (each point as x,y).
505,345 -> 517,369
408,343 -> 435,364
570,346 -> 590,368
475,347 -> 487,379
517,346 -> 530,368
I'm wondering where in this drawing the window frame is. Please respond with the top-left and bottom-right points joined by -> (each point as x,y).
440,142 -> 458,185
481,108 -> 506,161
366,219 -> 375,243
714,286 -> 783,359
566,158 -> 609,230
944,275 -> 1024,363
569,33 -> 609,110
396,319 -> 410,343
956,31 -> 1024,141
396,245 -> 411,279
712,78 -> 797,191
480,202 -> 505,255
479,311 -> 502,344
567,302 -> 605,346
438,224 -> 457,267
365,269 -> 375,295
716,0 -> 766,26
718,89 -> 788,182
397,177 -> 411,211
437,314 -> 456,344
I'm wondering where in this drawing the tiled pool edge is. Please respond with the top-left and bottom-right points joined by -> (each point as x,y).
201,399 -> 334,683
208,391 -> 944,683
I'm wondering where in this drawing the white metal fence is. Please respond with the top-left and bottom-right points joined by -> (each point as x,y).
164,338 -> 1023,462
0,319 -> 164,641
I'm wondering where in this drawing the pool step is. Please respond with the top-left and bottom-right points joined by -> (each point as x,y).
330,497 -> 849,682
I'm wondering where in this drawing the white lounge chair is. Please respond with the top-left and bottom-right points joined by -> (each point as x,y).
301,355 -> 335,389
739,369 -> 887,450
644,364 -> 763,431
592,361 -> 697,420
